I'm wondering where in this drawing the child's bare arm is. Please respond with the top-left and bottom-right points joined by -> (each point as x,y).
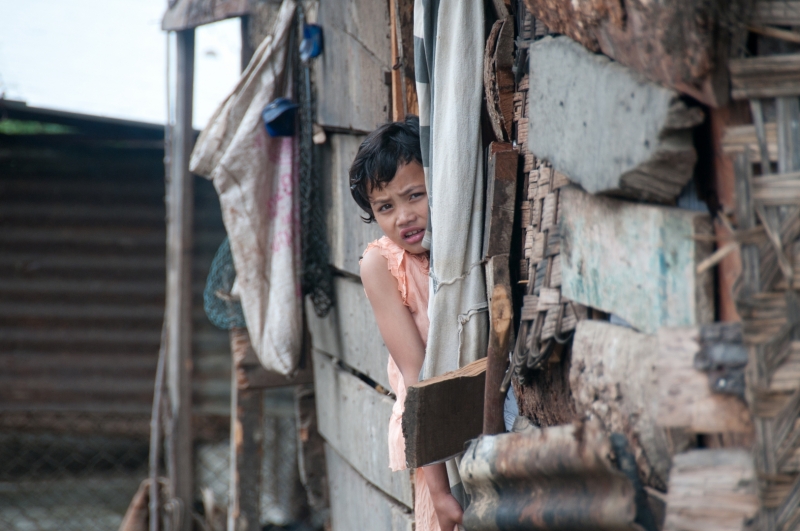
361,248 -> 425,385
425,463 -> 463,531
363,249 -> 464,529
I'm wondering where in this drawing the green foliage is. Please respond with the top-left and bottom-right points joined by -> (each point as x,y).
0,119 -> 76,135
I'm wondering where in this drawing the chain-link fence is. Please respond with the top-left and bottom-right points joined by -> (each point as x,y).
0,413 -> 151,531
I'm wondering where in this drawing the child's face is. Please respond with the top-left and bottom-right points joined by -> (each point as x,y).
368,161 -> 428,254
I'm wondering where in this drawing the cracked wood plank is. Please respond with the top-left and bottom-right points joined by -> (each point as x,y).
315,0 -> 391,132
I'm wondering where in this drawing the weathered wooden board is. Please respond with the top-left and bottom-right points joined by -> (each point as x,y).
323,134 -> 385,277
527,37 -> 703,203
523,0 -> 733,107
313,350 -> 413,507
305,276 -> 391,391
483,142 -> 518,259
484,256 -> 513,435
655,327 -> 753,435
315,0 -> 391,132
570,320 -> 672,491
403,358 -> 487,468
663,449 -> 758,531
559,186 -> 714,334
162,0 -> 249,31
722,122 -> 778,164
730,54 -> 800,100
326,444 -> 414,531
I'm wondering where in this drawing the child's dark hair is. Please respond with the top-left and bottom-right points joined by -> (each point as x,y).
349,115 -> 422,223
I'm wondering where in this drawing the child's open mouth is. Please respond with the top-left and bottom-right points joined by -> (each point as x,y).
402,228 -> 424,244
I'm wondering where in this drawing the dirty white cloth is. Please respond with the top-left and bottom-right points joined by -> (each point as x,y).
189,0 -> 302,376
415,0 -> 487,379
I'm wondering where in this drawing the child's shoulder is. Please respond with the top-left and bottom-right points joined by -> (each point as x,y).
361,242 -> 387,268
362,236 -> 404,282
361,243 -> 403,302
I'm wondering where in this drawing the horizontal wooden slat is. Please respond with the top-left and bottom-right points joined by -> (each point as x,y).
326,444 -> 414,531
313,349 -> 413,508
730,54 -> 800,100
527,36 -> 701,203
0,178 -> 166,198
305,276 -> 391,390
722,122 -> 778,163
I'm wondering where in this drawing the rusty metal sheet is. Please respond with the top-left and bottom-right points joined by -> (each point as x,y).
460,420 -> 640,530
0,110 -> 229,433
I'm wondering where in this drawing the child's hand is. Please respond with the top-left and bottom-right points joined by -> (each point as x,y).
432,491 -> 463,531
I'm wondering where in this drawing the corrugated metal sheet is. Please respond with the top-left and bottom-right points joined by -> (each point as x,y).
0,119 -> 230,432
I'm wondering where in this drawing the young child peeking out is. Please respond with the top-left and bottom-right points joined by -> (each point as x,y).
350,116 -> 463,531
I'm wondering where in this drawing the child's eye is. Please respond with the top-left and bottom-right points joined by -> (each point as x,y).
410,192 -> 425,200
378,204 -> 391,212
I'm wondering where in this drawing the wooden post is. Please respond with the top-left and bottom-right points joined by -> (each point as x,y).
483,142 -> 517,434
228,329 -> 263,531
710,104 -> 747,322
166,28 -> 195,531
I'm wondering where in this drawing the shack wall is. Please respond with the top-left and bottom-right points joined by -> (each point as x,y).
305,0 -> 415,527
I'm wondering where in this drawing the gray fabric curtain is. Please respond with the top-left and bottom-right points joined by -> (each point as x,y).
414,0 -> 487,380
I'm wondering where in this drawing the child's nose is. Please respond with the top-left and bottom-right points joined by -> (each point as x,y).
397,205 -> 415,225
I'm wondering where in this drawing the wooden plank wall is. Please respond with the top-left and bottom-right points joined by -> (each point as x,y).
313,350 -> 413,508
326,444 -> 414,531
315,0 -> 391,132
310,1 -> 410,526
306,277 -> 392,390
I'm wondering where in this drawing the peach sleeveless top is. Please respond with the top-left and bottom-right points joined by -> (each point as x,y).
363,236 -> 441,531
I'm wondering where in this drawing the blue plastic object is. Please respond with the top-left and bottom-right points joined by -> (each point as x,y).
299,24 -> 323,61
262,97 -> 298,137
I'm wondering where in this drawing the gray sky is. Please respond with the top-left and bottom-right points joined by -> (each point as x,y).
0,0 -> 241,128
